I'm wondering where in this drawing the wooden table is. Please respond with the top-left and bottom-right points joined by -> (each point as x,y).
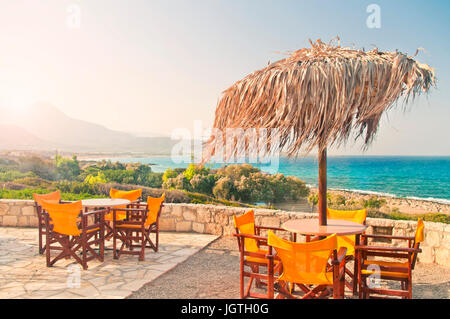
281,218 -> 367,296
282,218 -> 367,239
81,198 -> 131,252
81,198 -> 131,209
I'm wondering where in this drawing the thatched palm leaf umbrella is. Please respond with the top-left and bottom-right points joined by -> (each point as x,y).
204,39 -> 435,225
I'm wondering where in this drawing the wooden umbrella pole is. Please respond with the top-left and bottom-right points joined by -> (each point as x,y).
318,147 -> 327,226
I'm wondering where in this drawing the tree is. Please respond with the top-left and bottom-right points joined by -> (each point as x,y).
146,173 -> 163,188
84,172 -> 107,184
162,168 -> 178,183
190,174 -> 216,195
212,176 -> 235,200
163,174 -> 190,190
55,155 -> 81,181
184,164 -> 210,181
18,156 -> 57,180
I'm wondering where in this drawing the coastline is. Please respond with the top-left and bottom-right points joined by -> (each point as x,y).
310,187 -> 450,216
76,154 -> 450,212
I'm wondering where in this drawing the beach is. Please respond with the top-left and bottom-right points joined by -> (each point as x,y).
319,189 -> 450,216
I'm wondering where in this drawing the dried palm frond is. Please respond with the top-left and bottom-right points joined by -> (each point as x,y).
203,39 -> 435,162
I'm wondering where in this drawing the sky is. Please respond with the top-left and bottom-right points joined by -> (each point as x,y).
0,0 -> 449,155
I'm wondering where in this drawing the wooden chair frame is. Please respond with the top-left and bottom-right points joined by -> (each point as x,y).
43,208 -> 106,270
34,199 -> 71,255
104,199 -> 141,241
325,208 -> 367,295
356,234 -> 422,299
233,225 -> 295,299
112,201 -> 164,261
266,246 -> 347,299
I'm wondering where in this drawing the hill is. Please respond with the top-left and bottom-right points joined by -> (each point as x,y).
0,103 -> 175,153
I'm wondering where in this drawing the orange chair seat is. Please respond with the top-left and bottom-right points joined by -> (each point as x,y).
361,260 -> 408,278
115,224 -> 146,229
86,227 -> 100,234
361,259 -> 409,278
364,259 -> 409,268
105,212 -> 127,221
53,227 -> 100,235
361,269 -> 409,279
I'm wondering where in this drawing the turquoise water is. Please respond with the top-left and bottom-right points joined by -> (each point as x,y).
100,156 -> 450,204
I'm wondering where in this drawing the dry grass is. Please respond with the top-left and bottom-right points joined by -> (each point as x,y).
203,38 -> 435,160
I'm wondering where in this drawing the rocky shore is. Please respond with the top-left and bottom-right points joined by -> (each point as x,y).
323,189 -> 450,215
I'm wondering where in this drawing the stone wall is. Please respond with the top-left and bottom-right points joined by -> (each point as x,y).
0,199 -> 38,227
1,199 -> 448,267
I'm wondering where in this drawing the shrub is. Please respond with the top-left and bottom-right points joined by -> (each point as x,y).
13,176 -> 53,188
0,170 -> 35,182
0,188 -> 102,201
361,196 -> 387,209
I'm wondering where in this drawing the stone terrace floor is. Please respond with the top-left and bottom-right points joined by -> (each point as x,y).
0,227 -> 218,299
1,227 -> 448,299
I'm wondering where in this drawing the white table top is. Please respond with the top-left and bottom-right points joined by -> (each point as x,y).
81,198 -> 131,208
282,218 -> 367,236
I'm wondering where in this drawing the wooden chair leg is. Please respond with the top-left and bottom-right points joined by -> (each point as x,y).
253,265 -> 264,288
240,254 -> 245,298
82,234 -> 87,270
155,227 -> 159,252
113,227 -> 118,259
46,231 -> 51,267
359,275 -> 365,299
38,222 -> 44,255
139,230 -> 145,261
407,279 -> 412,299
99,226 -> 105,262
352,258 -> 358,295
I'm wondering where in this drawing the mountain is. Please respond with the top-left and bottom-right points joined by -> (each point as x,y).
0,103 -> 176,153
0,124 -> 52,149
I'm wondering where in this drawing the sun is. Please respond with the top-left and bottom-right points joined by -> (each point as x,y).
0,87 -> 36,113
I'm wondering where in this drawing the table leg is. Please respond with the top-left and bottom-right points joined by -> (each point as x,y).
353,233 -> 361,296
103,207 -> 117,252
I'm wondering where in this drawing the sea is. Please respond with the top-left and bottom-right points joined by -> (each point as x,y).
95,156 -> 450,205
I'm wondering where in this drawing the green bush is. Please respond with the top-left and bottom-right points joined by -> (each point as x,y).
0,188 -> 102,201
361,196 -> 387,209
367,209 -> 449,224
0,170 -> 35,182
13,176 -> 53,188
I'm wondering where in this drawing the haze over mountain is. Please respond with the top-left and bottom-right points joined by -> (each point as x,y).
0,103 -> 175,154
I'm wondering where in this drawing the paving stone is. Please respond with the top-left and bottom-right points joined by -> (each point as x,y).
0,227 -> 218,299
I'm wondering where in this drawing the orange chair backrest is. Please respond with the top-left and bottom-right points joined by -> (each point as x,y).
33,190 -> 61,206
40,200 -> 82,236
233,210 -> 259,253
268,231 -> 337,284
110,188 -> 142,202
110,188 -> 142,215
145,193 -> 165,226
327,208 -> 367,256
327,208 -> 367,224
411,218 -> 425,267
414,218 -> 424,244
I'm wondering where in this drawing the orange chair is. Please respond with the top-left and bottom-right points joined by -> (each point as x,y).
267,231 -> 347,299
356,218 -> 424,299
113,193 -> 165,261
33,190 -> 62,254
327,208 -> 367,294
104,188 -> 142,239
233,210 -> 288,299
41,200 -> 106,270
